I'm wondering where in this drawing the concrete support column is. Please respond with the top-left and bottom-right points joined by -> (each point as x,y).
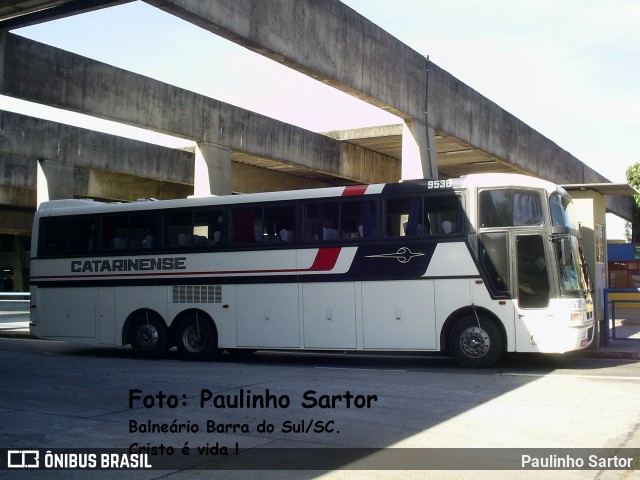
571,189 -> 608,348
36,159 -> 74,207
401,121 -> 437,180
194,141 -> 232,196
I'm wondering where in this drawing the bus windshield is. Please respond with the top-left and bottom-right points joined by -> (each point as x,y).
550,192 -> 589,295
549,192 -> 579,231
555,235 -> 589,296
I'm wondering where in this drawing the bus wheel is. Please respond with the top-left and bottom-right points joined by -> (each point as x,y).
175,314 -> 218,361
449,315 -> 503,368
130,311 -> 169,359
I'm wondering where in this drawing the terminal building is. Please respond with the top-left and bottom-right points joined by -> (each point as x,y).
0,0 -> 636,325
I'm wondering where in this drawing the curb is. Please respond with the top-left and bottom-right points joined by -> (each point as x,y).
0,329 -> 32,339
569,349 -> 640,360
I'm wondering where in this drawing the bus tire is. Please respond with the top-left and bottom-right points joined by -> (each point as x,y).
449,314 -> 503,368
130,311 -> 169,359
175,314 -> 218,361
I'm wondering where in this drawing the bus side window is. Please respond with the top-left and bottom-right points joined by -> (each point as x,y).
480,189 -> 542,227
193,209 -> 224,247
102,215 -> 128,251
231,207 -> 262,244
264,205 -> 296,242
69,216 -> 98,253
341,201 -> 376,239
166,211 -> 192,248
305,202 -> 339,241
426,194 -> 462,235
166,209 -> 224,249
103,214 -> 157,251
385,197 -> 423,237
40,217 -> 69,255
129,215 -> 156,249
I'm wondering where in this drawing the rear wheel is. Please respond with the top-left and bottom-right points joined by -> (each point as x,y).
175,314 -> 218,361
449,314 -> 503,368
130,311 -> 169,359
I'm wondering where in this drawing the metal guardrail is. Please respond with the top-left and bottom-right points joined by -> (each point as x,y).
0,292 -> 30,328
604,288 -> 640,346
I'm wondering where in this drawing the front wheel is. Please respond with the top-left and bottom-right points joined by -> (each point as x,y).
174,314 -> 219,361
449,315 -> 503,368
130,311 -> 169,359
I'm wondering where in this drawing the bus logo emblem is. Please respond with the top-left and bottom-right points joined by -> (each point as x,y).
366,247 -> 425,264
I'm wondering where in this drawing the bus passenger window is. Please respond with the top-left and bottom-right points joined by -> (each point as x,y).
193,209 -> 224,247
425,195 -> 461,235
479,189 -> 542,228
263,205 -> 296,242
341,201 -> 376,239
304,202 -> 339,241
129,215 -> 156,249
40,217 -> 69,255
166,209 -> 224,248
166,211 -> 192,248
231,207 -> 262,244
102,215 -> 129,251
69,216 -> 98,253
385,197 -> 424,237
102,214 -> 157,251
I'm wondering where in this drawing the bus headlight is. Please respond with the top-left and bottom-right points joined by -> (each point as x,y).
570,312 -> 583,322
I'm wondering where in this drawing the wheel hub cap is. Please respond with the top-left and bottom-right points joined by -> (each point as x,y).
460,326 -> 490,358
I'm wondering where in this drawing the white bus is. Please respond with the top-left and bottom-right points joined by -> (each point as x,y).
29,173 -> 594,367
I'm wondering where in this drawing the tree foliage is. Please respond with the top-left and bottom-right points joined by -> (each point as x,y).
626,163 -> 640,242
626,163 -> 640,208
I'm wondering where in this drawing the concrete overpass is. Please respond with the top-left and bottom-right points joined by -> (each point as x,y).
0,0 -> 635,292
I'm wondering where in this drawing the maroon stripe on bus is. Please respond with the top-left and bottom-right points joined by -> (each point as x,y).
342,185 -> 368,196
308,247 -> 342,271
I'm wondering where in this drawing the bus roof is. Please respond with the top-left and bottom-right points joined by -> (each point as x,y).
36,173 -> 561,216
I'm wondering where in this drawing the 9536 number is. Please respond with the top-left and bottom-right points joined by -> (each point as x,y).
427,179 -> 453,189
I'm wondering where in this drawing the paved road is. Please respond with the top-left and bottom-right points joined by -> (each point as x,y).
1,336 -> 639,479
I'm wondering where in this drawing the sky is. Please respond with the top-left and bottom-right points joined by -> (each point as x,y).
1,0 -> 639,237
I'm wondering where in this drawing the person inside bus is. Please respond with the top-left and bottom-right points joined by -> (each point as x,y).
342,218 -> 359,239
322,218 -> 338,240
441,220 -> 455,234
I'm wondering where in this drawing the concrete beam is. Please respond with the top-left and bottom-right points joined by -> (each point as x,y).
427,62 -> 611,186
145,0 -> 433,179
0,186 -> 34,209
606,195 -> 634,222
0,33 -> 354,179
143,2 -> 613,188
77,167 -> 192,201
0,109 -> 194,184
145,0 -> 426,121
0,1 -> 134,29
0,208 -> 33,235
339,142 -> 400,184
0,153 -> 35,189
231,162 -> 328,193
